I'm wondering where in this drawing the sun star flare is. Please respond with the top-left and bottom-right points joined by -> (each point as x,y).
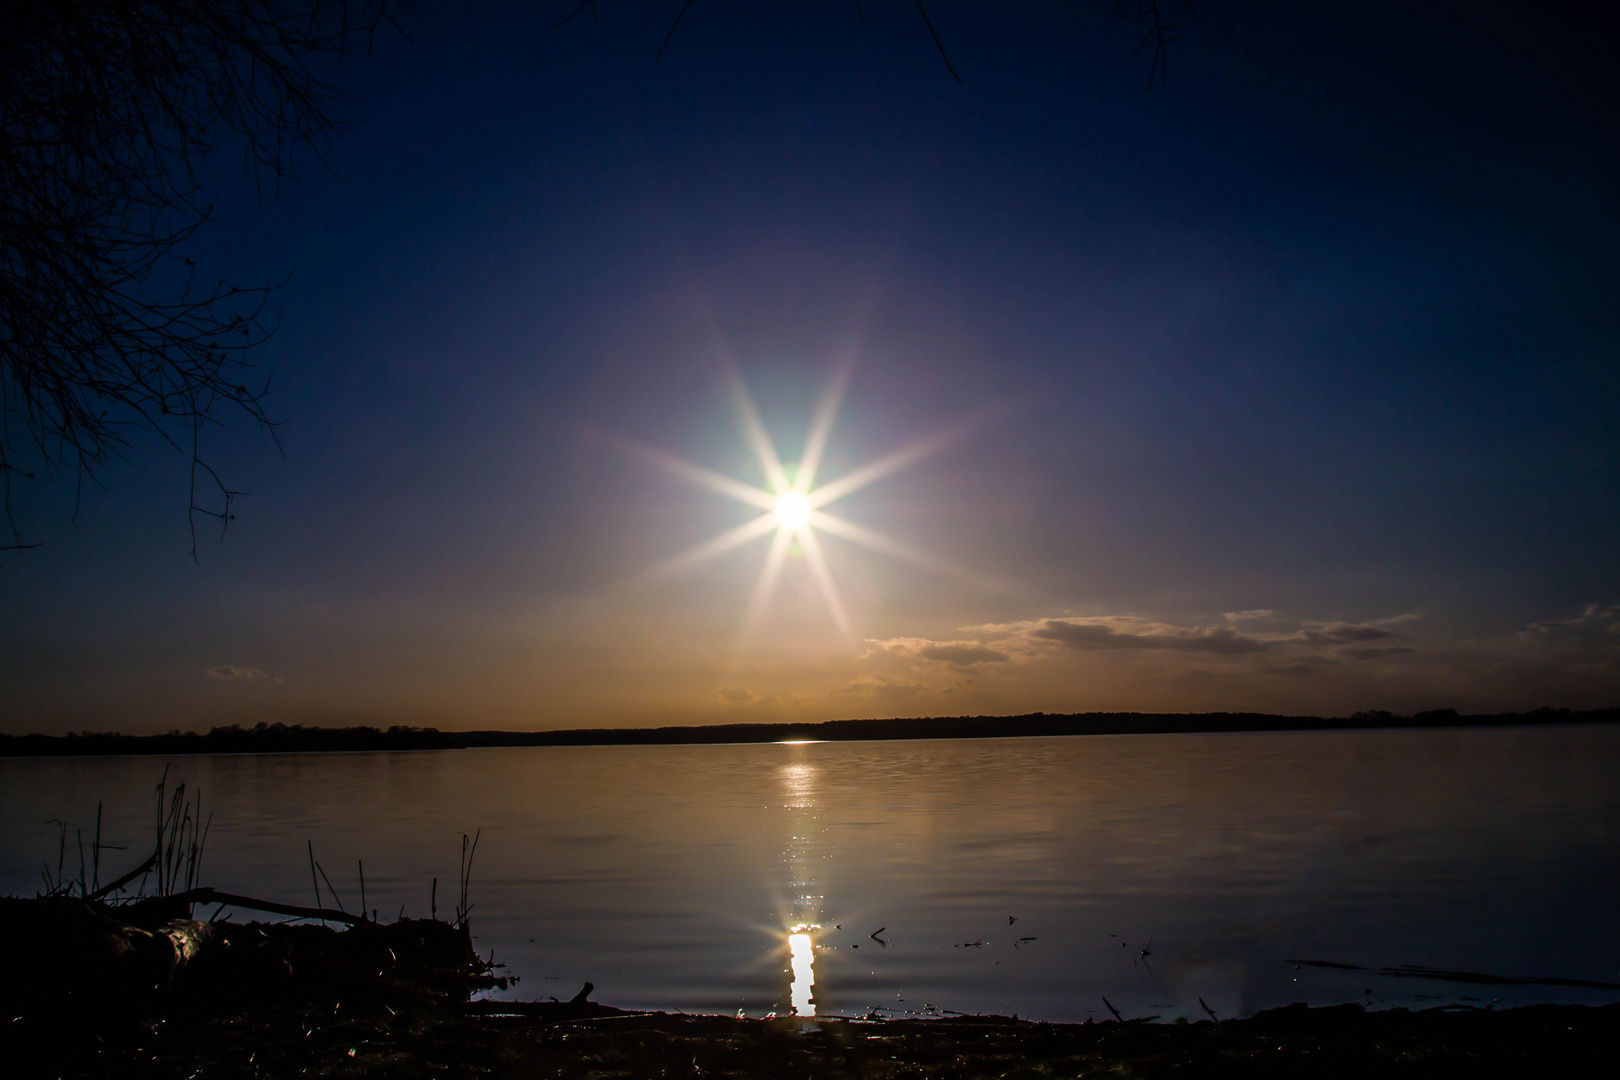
628,371 -> 977,636
774,492 -> 812,530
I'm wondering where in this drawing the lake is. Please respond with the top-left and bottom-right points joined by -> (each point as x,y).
3,726 -> 1617,1022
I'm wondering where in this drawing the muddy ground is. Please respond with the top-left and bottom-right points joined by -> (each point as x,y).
12,987 -> 1618,1078
3,899 -> 1614,1079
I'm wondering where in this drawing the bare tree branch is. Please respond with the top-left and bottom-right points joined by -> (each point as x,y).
0,1 -> 405,555
915,2 -> 962,85
656,0 -> 698,62
1118,1 -> 1224,91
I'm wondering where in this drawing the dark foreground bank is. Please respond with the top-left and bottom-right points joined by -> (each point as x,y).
4,897 -> 1616,1080
5,706 -> 1617,756
13,985 -> 1620,1080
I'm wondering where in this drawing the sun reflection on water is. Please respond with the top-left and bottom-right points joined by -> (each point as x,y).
780,763 -> 815,808
778,751 -> 820,1017
788,929 -> 815,1017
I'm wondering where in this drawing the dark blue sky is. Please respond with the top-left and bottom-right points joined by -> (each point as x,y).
4,2 -> 1617,733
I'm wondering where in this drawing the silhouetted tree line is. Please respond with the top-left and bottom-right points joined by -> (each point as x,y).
3,707 -> 1613,756
0,721 -> 450,757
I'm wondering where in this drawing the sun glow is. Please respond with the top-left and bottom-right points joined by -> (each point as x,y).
774,491 -> 812,530
624,367 -> 978,635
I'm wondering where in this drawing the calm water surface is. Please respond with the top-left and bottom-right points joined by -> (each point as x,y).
3,727 -> 1618,1022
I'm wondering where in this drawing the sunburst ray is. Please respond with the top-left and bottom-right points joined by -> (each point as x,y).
629,369 -> 989,634
796,357 -> 852,495
807,510 -> 976,582
807,416 -> 983,510
730,378 -> 791,494
797,528 -> 851,636
643,512 -> 778,579
744,525 -> 795,630
613,436 -> 777,511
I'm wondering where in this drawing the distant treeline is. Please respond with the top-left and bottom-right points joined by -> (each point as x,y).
1,707 -> 1615,757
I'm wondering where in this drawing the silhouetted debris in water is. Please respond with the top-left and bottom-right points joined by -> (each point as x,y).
0,896 -> 504,1023
2,893 -> 510,1079
0,893 -> 502,1016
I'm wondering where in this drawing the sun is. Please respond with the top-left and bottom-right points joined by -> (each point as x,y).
773,492 -> 811,531
619,366 -> 975,635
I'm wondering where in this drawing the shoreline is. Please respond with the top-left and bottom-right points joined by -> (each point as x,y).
17,994 -> 1619,1078
3,706 -> 1615,757
9,896 -> 1617,1077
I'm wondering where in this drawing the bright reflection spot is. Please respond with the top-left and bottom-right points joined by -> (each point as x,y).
781,763 -> 815,808
788,930 -> 815,1017
774,491 -> 812,530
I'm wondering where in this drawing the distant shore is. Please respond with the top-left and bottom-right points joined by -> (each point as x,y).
2,706 -> 1614,757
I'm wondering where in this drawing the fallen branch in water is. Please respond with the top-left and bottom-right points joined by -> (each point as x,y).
85,851 -> 156,901
162,886 -> 365,926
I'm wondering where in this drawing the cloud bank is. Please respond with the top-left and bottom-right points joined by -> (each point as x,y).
846,603 -> 1619,714
205,666 -> 283,683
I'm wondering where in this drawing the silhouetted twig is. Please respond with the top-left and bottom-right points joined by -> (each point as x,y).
1119,1 -> 1223,90
553,0 -> 599,30
456,828 -> 481,927
916,2 -> 961,84
656,0 -> 697,61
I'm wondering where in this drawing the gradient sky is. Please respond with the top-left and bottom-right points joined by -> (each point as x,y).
4,2 -> 1618,735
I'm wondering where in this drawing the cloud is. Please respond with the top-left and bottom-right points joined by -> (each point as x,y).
206,665 -> 273,680
714,686 -> 773,705
1341,646 -> 1418,661
862,603 -> 1616,712
919,643 -> 1009,666
1521,604 -> 1620,641
1029,619 -> 1271,655
1514,605 -> 1620,671
833,675 -> 928,701
1264,661 -> 1333,677
1298,623 -> 1394,646
868,637 -> 1011,668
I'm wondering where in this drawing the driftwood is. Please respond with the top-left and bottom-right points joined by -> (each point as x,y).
158,886 -> 364,926
85,851 -> 157,902
0,896 -> 219,1012
1,894 -> 502,1024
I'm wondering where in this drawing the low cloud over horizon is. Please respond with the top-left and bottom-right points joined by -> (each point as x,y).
829,603 -> 1620,720
206,666 -> 279,682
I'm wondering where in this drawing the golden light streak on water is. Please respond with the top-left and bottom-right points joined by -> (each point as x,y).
788,930 -> 815,1017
